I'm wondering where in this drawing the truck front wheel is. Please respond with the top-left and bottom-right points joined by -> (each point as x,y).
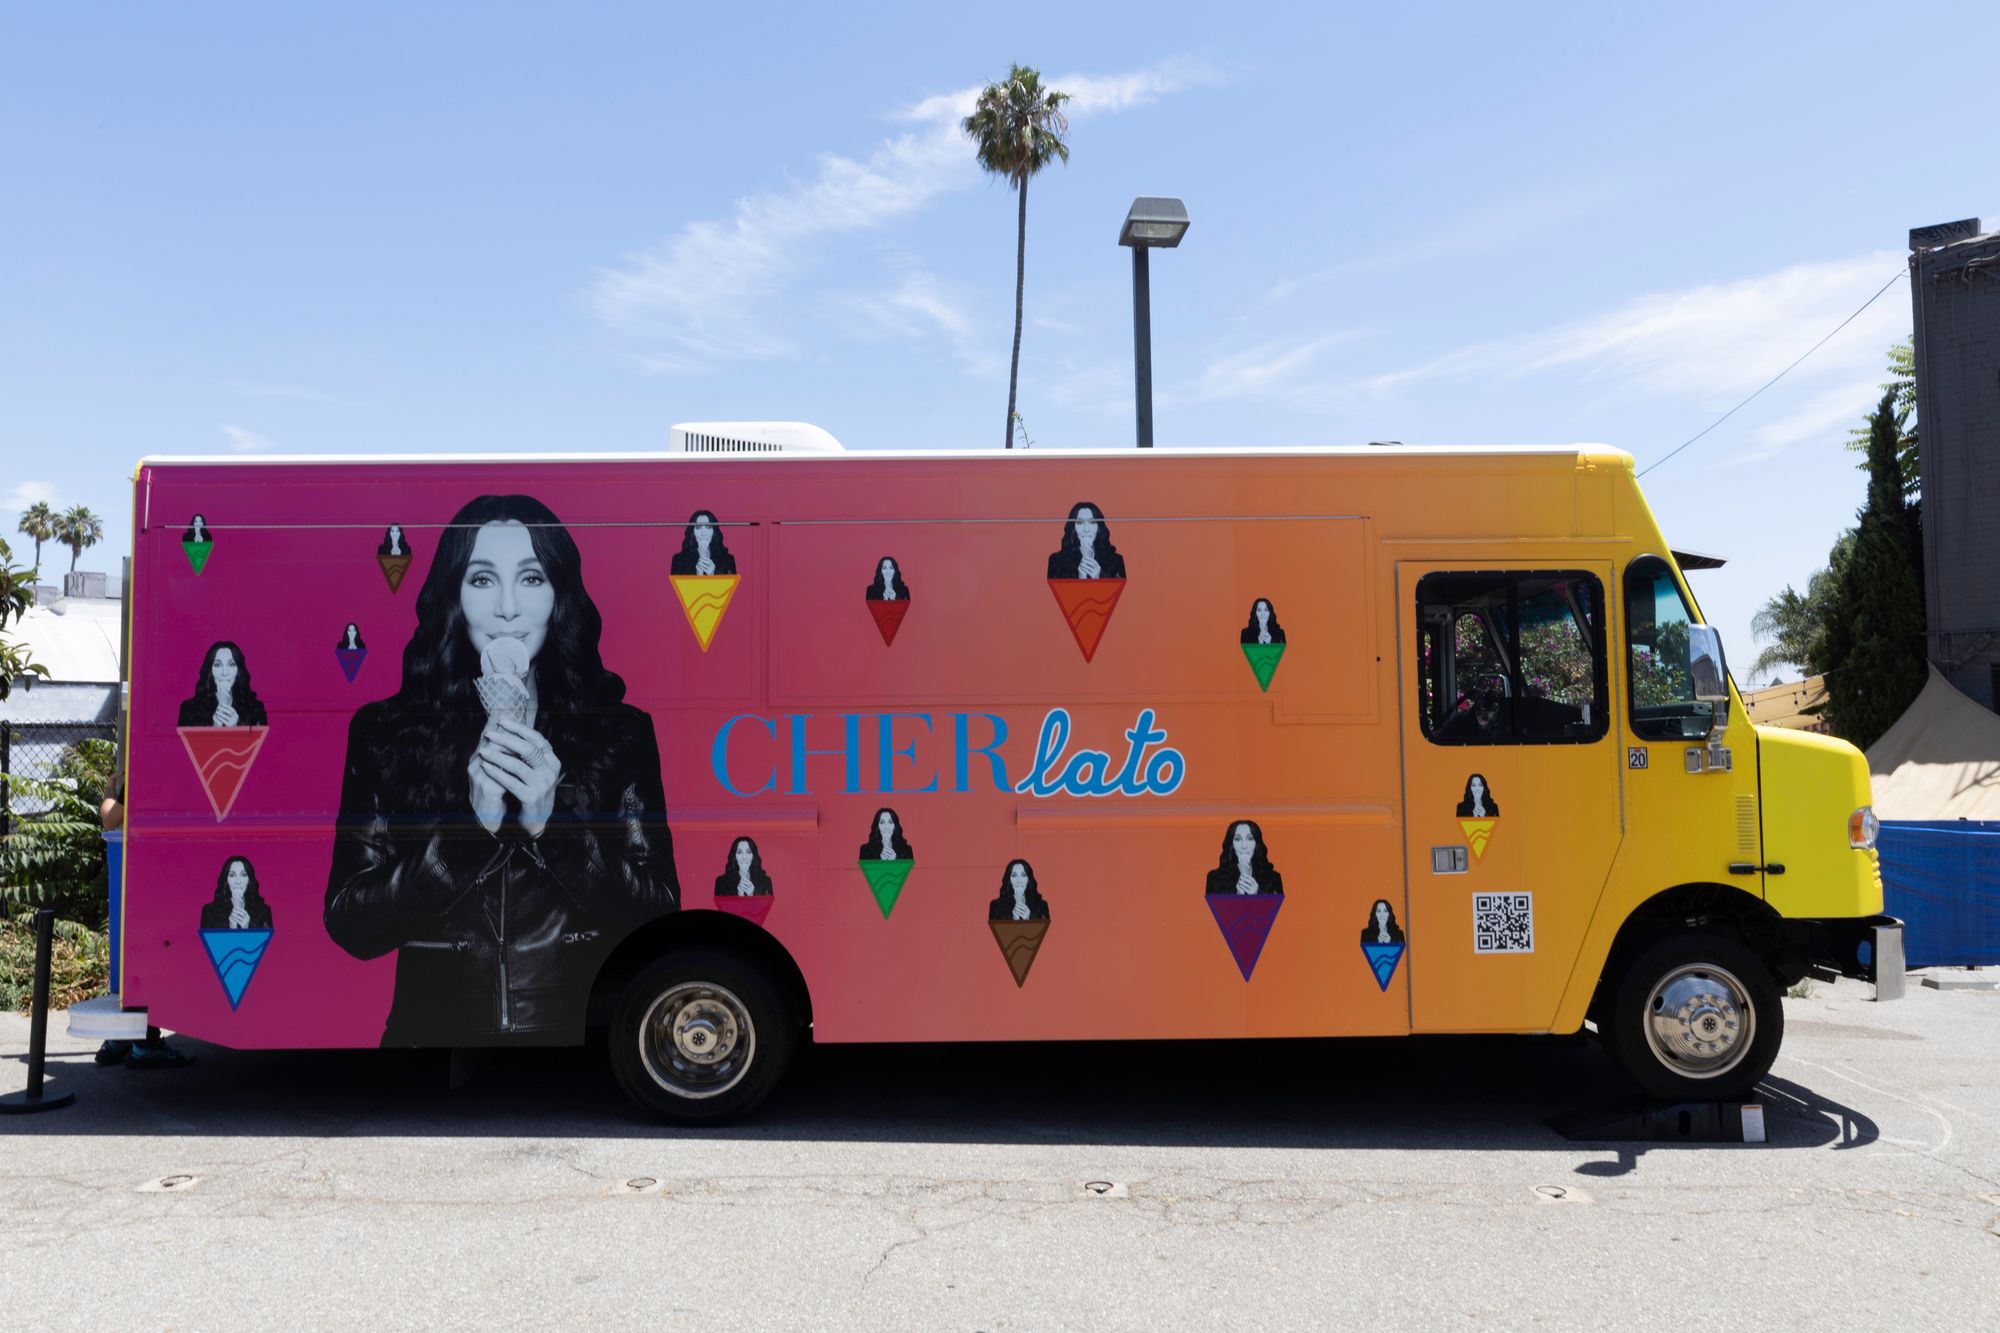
609,948 -> 795,1124
1605,932 -> 1783,1102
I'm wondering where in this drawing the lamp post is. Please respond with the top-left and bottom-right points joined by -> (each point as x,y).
1118,196 -> 1189,448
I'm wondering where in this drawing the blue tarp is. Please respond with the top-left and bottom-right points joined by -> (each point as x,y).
1878,821 -> 2000,967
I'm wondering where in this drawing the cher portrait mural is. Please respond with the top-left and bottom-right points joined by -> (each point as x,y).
324,493 -> 679,1047
714,836 -> 774,898
670,510 -> 737,576
179,641 -> 268,728
201,855 -> 275,931
1046,501 -> 1126,580
1204,819 -> 1285,896
864,556 -> 909,603
988,859 -> 1050,922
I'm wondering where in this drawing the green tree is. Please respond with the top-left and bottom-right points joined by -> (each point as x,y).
1818,390 -> 1927,748
57,503 -> 103,573
0,759 -> 110,926
962,65 -> 1070,450
1749,532 -> 1852,681
1846,338 -> 1919,497
16,500 -> 57,573
0,535 -> 48,699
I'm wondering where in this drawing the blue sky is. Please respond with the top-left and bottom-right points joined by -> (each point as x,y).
4,3 -> 1993,680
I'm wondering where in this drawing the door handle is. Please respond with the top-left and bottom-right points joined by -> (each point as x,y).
1727,863 -> 1786,876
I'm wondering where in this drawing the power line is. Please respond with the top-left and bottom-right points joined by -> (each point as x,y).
1638,267 -> 1907,478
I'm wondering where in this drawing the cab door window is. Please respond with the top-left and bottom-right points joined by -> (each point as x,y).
1417,571 -> 1608,745
1625,555 -> 1716,740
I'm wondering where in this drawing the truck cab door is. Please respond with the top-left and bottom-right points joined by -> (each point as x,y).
1396,562 -> 1625,1032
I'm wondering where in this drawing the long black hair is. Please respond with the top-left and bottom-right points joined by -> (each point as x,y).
1211,819 -> 1280,891
201,854 -> 274,930
182,513 -> 209,543
673,509 -> 735,573
865,555 -> 909,601
186,640 -> 263,720
858,806 -> 914,861
377,524 -> 414,557
337,623 -> 366,650
1362,898 -> 1405,944
1055,500 -> 1119,565
375,494 -> 624,818
1455,773 -> 1499,818
714,836 -> 774,896
1240,597 -> 1287,644
988,858 -> 1050,921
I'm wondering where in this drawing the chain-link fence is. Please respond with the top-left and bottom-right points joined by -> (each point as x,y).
1,720 -> 119,834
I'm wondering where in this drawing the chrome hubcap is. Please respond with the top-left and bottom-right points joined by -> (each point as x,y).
640,982 -> 755,1099
1644,963 -> 1754,1079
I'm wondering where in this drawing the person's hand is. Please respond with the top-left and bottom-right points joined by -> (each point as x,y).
468,745 -> 508,836
476,716 -> 562,839
229,905 -> 249,929
214,701 -> 239,727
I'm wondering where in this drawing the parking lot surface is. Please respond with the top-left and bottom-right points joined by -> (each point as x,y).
4,975 -> 1994,1329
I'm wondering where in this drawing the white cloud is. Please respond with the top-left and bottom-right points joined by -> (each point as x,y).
1367,251 -> 1907,401
591,58 -> 1218,372
1167,333 -> 1357,406
221,425 -> 273,453
838,267 -> 1000,378
4,480 -> 56,512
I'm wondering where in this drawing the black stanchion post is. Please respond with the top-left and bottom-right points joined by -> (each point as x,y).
1,907 -> 77,1113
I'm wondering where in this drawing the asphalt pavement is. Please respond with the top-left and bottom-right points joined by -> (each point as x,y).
3,975 -> 1994,1329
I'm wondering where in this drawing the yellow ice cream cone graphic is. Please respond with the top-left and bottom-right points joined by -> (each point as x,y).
1459,818 -> 1495,861
671,574 -> 740,652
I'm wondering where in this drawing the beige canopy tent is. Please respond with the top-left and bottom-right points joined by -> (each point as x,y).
1865,666 -> 2000,820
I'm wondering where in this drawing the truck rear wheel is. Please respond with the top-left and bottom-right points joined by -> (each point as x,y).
609,949 -> 794,1124
1605,932 -> 1782,1102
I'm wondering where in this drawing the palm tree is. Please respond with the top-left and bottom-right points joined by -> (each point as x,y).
962,65 -> 1070,449
16,500 -> 56,573
58,504 -> 104,573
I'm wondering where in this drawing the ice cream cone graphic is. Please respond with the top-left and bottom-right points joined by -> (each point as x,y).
1459,818 -> 1496,861
377,552 -> 411,591
989,920 -> 1049,987
1240,642 -> 1286,691
200,928 -> 272,1009
1205,894 -> 1284,981
857,859 -> 913,919
183,540 -> 214,575
672,575 -> 740,652
1047,578 -> 1126,662
867,599 -> 910,647
1361,941 -> 1406,992
335,646 -> 367,683
713,895 -> 774,928
177,726 -> 269,821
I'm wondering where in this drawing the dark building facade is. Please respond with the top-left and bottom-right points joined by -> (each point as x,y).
1909,219 -> 2000,710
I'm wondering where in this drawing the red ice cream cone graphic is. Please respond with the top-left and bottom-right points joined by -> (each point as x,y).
1047,578 -> 1126,662
177,726 -> 269,821
867,599 -> 909,646
713,895 -> 774,927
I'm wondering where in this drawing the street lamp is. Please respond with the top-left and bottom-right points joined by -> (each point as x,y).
1118,196 -> 1190,448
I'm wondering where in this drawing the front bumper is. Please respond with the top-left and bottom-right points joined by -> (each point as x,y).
1804,915 -> 1906,1000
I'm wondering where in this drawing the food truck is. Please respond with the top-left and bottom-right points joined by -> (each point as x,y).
86,438 -> 1902,1121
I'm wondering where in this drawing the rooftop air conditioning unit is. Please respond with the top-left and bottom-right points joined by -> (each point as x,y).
669,422 -> 844,454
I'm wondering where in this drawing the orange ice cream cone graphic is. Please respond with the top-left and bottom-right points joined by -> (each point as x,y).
1047,578 -> 1126,662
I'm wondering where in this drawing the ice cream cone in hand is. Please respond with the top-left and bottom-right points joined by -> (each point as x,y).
475,637 -> 533,723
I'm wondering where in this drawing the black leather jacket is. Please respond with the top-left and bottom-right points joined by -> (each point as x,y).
324,700 -> 678,1046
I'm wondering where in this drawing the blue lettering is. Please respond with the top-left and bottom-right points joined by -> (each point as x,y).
1014,707 -> 1186,798
788,714 -> 863,796
953,712 -> 1011,792
877,713 -> 939,794
711,714 -> 777,797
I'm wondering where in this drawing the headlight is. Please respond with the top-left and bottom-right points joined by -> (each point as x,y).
1849,806 -> 1880,850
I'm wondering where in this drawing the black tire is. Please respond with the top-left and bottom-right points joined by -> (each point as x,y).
609,948 -> 794,1125
1605,931 -> 1783,1102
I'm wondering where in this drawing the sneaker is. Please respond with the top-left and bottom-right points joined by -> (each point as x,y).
94,1040 -> 133,1066
124,1039 -> 195,1070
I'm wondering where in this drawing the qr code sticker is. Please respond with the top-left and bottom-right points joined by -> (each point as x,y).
1473,892 -> 1534,954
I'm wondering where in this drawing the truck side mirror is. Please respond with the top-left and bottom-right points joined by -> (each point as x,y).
1688,624 -> 1731,737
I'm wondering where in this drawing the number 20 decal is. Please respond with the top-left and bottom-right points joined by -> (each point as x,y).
1627,747 -> 1649,770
